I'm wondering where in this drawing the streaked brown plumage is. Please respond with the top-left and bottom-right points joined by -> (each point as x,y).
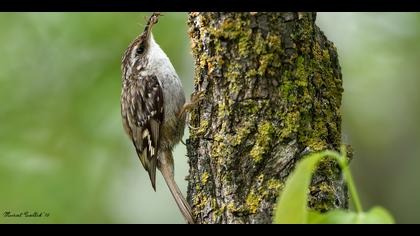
120,13 -> 194,224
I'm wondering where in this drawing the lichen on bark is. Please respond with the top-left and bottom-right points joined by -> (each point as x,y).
186,12 -> 347,224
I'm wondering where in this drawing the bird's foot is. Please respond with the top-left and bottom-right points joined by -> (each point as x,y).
177,90 -> 205,119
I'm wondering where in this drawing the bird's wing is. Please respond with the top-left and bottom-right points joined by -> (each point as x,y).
122,75 -> 164,190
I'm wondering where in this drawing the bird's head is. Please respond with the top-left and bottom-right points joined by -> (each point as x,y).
121,12 -> 161,76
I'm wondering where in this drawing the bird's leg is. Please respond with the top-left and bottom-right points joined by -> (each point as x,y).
187,114 -> 201,131
179,92 -> 203,146
179,91 -> 206,148
178,91 -> 205,131
178,90 -> 205,120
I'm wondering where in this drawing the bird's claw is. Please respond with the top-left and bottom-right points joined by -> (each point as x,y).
178,90 -> 205,119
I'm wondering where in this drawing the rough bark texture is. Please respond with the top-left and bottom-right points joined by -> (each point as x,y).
186,12 -> 347,224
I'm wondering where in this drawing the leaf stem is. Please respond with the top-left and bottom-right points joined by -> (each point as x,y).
320,149 -> 363,213
340,163 -> 363,213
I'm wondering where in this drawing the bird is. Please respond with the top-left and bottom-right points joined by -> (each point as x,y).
120,12 -> 197,224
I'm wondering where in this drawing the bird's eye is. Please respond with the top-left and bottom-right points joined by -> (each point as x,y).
136,45 -> 145,54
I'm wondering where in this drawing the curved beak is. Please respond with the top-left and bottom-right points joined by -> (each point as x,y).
143,12 -> 161,40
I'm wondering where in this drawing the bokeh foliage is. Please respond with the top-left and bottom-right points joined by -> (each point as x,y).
317,13 -> 420,224
0,12 -> 193,223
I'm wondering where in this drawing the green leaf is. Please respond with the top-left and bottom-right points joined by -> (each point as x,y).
272,148 -> 395,224
306,211 -> 325,224
273,154 -> 324,224
360,207 -> 395,224
307,207 -> 394,224
308,210 -> 357,224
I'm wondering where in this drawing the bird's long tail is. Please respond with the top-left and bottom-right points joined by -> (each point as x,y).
159,151 -> 194,224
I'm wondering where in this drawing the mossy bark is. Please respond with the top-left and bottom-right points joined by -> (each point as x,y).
186,12 -> 347,224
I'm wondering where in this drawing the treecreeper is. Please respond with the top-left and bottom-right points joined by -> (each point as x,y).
120,12 -> 199,224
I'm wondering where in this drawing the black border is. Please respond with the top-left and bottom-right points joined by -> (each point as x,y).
0,0 -> 419,12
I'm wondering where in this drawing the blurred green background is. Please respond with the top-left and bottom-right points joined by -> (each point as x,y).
0,13 -> 418,224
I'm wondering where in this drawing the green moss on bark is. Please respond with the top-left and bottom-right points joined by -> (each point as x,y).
250,121 -> 274,163
187,12 -> 346,224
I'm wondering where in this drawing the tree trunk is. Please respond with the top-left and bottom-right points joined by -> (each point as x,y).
186,12 -> 347,224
